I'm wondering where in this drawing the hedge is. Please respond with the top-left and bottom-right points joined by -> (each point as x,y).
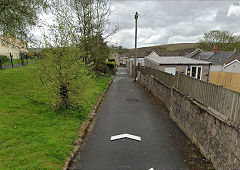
106,62 -> 116,69
0,55 -> 10,63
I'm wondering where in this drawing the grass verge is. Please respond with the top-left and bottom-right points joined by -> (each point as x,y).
0,66 -> 111,169
2,59 -> 22,66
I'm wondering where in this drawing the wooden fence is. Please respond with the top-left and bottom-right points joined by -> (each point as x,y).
139,67 -> 240,125
210,71 -> 240,93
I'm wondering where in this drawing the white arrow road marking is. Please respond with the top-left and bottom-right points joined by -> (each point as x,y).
110,133 -> 141,141
110,134 -> 126,141
124,134 -> 141,141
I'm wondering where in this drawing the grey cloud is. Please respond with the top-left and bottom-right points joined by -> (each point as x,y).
108,0 -> 240,48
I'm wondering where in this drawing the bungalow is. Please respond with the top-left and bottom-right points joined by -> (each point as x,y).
145,55 -> 211,82
126,51 -> 159,75
223,51 -> 240,73
125,50 -> 158,67
0,35 -> 28,59
187,46 -> 234,72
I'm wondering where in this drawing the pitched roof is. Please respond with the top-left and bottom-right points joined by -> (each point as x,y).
0,35 -> 27,50
191,51 -> 234,65
156,48 -> 196,57
224,52 -> 240,65
125,50 -> 153,58
146,56 -> 211,65
125,48 -> 196,58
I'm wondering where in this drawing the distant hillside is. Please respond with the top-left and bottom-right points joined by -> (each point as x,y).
125,43 -> 198,57
130,43 -> 198,52
148,43 -> 198,51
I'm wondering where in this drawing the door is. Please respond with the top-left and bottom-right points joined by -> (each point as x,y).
164,67 -> 176,75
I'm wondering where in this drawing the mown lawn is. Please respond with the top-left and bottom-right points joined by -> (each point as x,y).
0,66 -> 111,169
2,59 -> 22,66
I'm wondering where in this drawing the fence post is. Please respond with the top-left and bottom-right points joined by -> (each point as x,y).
0,58 -> 2,70
10,53 -> 14,68
176,73 -> 180,89
26,54 -> 29,65
169,86 -> 174,119
21,56 -> 24,66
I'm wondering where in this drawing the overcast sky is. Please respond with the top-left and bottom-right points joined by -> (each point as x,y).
107,0 -> 240,48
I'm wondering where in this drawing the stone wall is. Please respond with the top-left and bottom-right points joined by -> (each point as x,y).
138,71 -> 240,170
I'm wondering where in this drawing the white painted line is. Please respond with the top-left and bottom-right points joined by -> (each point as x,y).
110,134 -> 126,141
110,133 -> 141,141
125,134 -> 141,141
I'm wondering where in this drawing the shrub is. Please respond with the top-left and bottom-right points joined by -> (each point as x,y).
36,47 -> 94,109
106,62 -> 116,75
106,62 -> 116,69
0,55 -> 10,64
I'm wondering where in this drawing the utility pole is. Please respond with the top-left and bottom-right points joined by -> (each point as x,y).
134,12 -> 138,81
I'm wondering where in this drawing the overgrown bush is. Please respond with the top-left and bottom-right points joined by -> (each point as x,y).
0,55 -> 10,64
106,62 -> 116,69
106,62 -> 116,75
36,47 -> 94,109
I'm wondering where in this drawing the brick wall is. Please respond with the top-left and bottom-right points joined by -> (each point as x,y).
138,72 -> 240,170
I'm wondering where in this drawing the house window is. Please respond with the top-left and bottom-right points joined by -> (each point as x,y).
197,67 -> 201,79
186,66 -> 202,80
191,67 -> 197,77
186,67 -> 191,76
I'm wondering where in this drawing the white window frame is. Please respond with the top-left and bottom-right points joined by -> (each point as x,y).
185,66 -> 202,80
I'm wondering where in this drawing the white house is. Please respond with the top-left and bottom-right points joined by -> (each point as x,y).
0,35 -> 28,59
145,55 -> 211,82
223,52 -> 240,73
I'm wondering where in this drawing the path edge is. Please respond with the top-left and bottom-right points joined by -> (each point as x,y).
62,76 -> 113,170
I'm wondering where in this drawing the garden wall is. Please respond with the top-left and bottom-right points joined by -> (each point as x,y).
138,71 -> 240,170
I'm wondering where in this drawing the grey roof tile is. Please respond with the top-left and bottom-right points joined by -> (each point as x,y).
191,51 -> 234,65
146,56 -> 211,65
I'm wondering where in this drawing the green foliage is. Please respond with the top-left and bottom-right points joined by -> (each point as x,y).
36,47 -> 94,109
198,30 -> 240,51
0,66 -> 110,169
0,0 -> 48,40
107,62 -> 116,69
106,62 -> 116,75
72,0 -> 115,72
35,2 -> 96,110
20,51 -> 26,59
2,59 -> 22,67
0,55 -> 10,63
82,33 -> 111,72
109,45 -> 130,55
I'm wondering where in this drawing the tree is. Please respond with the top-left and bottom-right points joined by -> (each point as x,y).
35,0 -> 93,109
90,32 -> 110,72
109,45 -> 129,55
72,0 -> 117,71
198,30 -> 240,51
0,0 -> 48,40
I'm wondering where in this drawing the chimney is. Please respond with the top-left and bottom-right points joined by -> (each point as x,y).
213,45 -> 218,52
